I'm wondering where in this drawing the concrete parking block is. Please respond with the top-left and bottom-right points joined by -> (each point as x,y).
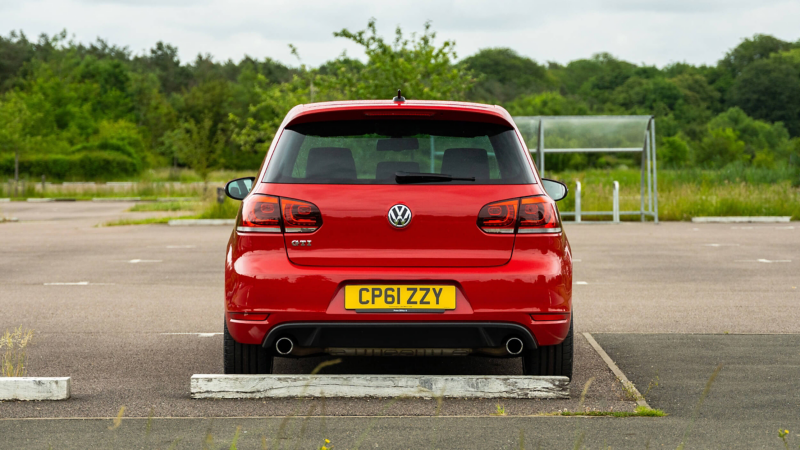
169,219 -> 235,226
191,374 -> 570,399
26,198 -> 55,203
91,197 -> 141,202
0,377 -> 71,401
156,197 -> 200,202
692,216 -> 791,223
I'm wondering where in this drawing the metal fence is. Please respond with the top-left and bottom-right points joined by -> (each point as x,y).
512,115 -> 658,223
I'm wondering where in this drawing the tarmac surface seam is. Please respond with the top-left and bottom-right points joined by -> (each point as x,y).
582,332 -> 650,409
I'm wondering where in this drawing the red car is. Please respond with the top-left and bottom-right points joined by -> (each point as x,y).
223,95 -> 573,378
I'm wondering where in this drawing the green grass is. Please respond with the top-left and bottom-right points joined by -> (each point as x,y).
104,198 -> 239,226
7,166 -> 799,221
139,168 -> 256,183
127,201 -> 201,212
0,175 -> 233,200
550,168 -> 800,221
195,198 -> 241,219
103,216 -> 191,226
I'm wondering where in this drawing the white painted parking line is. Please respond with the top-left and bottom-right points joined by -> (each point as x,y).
731,226 -> 754,230
735,259 -> 792,263
126,259 -> 162,263
147,245 -> 197,249
190,374 -> 569,399
703,244 -> 740,247
573,259 -> 582,262
161,333 -> 221,337
575,281 -> 588,285
43,282 -> 115,286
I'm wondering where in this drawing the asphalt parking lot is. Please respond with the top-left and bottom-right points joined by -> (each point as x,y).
1,201 -> 798,448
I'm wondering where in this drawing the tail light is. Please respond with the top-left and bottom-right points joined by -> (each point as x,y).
477,199 -> 517,234
518,196 -> 561,233
281,198 -> 322,233
477,196 -> 561,234
236,195 -> 323,234
239,195 -> 281,233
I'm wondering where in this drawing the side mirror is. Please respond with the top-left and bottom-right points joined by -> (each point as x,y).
542,179 -> 568,202
225,177 -> 255,201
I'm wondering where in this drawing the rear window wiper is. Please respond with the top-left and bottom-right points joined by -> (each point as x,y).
395,172 -> 476,184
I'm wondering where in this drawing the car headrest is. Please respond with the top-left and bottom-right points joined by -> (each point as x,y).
441,148 -> 490,180
306,147 -> 357,180
376,161 -> 421,179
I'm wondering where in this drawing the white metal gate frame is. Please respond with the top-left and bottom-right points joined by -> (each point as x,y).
512,115 -> 659,224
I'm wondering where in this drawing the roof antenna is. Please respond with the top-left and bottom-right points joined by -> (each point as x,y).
393,89 -> 406,103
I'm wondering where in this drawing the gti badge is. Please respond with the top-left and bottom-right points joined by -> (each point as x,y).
387,204 -> 412,228
291,240 -> 311,247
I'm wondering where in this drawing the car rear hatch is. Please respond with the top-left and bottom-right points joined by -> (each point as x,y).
256,109 -> 542,268
262,184 -> 541,267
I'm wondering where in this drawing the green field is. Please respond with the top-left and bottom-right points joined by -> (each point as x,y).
4,167 -> 796,223
551,167 -> 800,221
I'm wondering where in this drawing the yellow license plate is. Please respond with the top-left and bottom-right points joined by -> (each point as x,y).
344,285 -> 456,311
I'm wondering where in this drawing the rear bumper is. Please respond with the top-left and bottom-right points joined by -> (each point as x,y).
228,314 -> 570,349
225,231 -> 573,350
262,321 -> 538,350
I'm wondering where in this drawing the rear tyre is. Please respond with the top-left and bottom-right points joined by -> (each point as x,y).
522,318 -> 573,380
223,319 -> 273,374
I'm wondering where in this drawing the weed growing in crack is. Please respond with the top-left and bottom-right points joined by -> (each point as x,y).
0,326 -> 34,377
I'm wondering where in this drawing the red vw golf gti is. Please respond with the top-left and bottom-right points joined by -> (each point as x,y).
223,97 -> 573,378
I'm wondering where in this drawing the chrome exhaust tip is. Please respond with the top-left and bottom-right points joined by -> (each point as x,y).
505,337 -> 524,355
275,337 -> 294,355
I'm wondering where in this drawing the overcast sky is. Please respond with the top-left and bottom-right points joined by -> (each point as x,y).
1,0 -> 798,68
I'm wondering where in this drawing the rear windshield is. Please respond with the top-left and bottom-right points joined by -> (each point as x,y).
262,119 -> 535,185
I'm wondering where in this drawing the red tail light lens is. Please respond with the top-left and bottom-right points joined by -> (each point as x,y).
477,199 -> 518,234
477,196 -> 561,235
239,195 -> 281,233
518,196 -> 561,233
237,195 -> 323,234
281,198 -> 322,233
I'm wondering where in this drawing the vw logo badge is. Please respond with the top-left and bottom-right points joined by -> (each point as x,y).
388,204 -> 412,228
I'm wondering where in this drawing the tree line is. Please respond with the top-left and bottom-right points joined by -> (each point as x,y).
1,20 -> 799,180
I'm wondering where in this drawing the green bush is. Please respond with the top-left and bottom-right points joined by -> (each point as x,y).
660,135 -> 691,167
696,128 -> 746,167
0,151 -> 140,180
707,107 -> 792,160
71,140 -> 141,166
